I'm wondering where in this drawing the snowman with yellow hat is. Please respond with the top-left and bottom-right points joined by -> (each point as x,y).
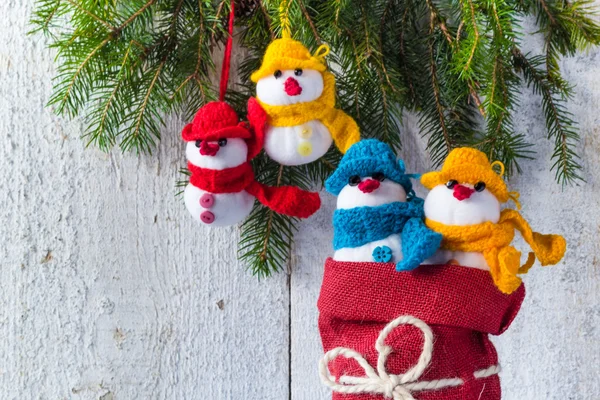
251,37 -> 360,165
421,148 -> 567,294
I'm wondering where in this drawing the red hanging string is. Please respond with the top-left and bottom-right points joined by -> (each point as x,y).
219,0 -> 235,102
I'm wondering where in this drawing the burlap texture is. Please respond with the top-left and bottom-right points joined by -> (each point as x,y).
318,259 -> 525,400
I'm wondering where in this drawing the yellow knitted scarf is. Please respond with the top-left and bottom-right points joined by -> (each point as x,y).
256,72 -> 359,153
425,209 -> 566,294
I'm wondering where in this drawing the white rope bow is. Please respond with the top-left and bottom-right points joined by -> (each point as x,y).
319,315 -> 500,400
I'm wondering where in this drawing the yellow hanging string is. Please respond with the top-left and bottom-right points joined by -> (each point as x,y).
491,160 -> 522,209
312,44 -> 330,62
491,160 -> 505,176
279,0 -> 292,38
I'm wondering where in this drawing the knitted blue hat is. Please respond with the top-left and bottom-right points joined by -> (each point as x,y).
325,139 -> 413,196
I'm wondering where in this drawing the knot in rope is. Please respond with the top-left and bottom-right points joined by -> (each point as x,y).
319,315 -> 501,399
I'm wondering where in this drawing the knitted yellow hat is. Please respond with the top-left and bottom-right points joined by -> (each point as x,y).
421,148 -> 510,203
251,38 -> 329,82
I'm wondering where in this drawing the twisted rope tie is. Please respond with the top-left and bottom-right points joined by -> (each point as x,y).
319,315 -> 501,400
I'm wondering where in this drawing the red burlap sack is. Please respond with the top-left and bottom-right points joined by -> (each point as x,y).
318,259 -> 525,400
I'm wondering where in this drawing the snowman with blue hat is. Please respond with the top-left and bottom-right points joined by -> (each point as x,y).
325,139 -> 442,271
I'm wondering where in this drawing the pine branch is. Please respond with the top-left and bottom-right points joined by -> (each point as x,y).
513,48 -> 583,184
30,0 -> 65,36
32,0 -> 600,276
476,0 -> 534,176
84,42 -> 136,150
65,0 -> 114,30
428,21 -> 451,154
420,0 -> 478,166
239,160 -> 297,277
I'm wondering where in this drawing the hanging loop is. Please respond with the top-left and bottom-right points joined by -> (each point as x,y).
491,160 -> 505,176
218,0 -> 236,101
279,0 -> 292,38
312,44 -> 330,62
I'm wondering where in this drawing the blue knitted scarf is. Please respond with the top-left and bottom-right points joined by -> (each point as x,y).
332,199 -> 425,250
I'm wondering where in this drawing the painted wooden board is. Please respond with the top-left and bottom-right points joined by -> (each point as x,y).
1,1 -> 599,400
0,3 -> 289,400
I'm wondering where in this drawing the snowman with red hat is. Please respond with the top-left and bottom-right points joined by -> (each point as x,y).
182,99 -> 321,227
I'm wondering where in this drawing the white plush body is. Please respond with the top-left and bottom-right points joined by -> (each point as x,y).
264,121 -> 332,165
184,184 -> 254,227
333,177 -> 407,263
185,138 -> 255,227
334,233 -> 403,263
423,183 -> 501,270
256,69 -> 332,166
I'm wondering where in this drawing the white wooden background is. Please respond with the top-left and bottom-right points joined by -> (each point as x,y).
1,2 -> 599,399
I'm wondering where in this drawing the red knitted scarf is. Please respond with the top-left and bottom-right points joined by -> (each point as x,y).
188,162 -> 321,218
188,162 -> 254,194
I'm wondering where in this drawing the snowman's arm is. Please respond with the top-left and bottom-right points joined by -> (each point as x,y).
321,109 -> 360,154
246,181 -> 321,218
245,97 -> 268,160
396,218 -> 443,272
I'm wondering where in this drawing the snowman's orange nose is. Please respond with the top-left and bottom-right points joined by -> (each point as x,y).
284,77 -> 303,96
453,184 -> 474,201
358,179 -> 380,193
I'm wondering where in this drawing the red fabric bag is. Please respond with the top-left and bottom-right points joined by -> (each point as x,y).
318,259 -> 525,400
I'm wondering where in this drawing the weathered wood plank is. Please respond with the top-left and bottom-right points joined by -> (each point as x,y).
0,3 -> 289,399
2,1 -> 600,400
289,199 -> 337,400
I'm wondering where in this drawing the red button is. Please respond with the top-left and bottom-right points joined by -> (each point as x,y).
200,193 -> 215,208
200,211 -> 215,224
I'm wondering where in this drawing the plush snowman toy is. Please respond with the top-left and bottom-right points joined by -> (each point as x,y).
251,38 -> 360,166
421,147 -> 566,294
325,139 -> 441,271
183,101 -> 261,226
184,138 -> 255,227
255,68 -> 331,165
183,100 -> 321,227
422,170 -> 501,269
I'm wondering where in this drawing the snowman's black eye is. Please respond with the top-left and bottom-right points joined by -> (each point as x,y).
348,175 -> 361,186
474,182 -> 486,192
446,180 -> 458,189
294,68 -> 303,76
218,138 -> 228,147
274,70 -> 282,78
195,140 -> 202,148
372,172 -> 385,182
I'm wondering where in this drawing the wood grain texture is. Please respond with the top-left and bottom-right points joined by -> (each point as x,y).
0,2 -> 599,399
0,3 -> 288,400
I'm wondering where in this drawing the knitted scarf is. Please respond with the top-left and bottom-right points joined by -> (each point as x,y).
188,162 -> 254,194
425,209 -> 566,294
188,162 -> 321,218
333,200 -> 424,250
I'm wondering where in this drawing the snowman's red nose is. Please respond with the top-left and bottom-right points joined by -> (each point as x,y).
284,77 -> 303,96
358,179 -> 380,193
200,141 -> 219,156
453,184 -> 474,201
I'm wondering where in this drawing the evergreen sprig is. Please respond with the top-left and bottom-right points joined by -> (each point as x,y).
32,0 -> 600,276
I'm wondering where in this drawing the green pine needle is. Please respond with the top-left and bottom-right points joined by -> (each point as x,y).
32,0 -> 600,275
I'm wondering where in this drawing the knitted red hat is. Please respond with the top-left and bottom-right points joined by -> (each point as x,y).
181,101 -> 251,142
